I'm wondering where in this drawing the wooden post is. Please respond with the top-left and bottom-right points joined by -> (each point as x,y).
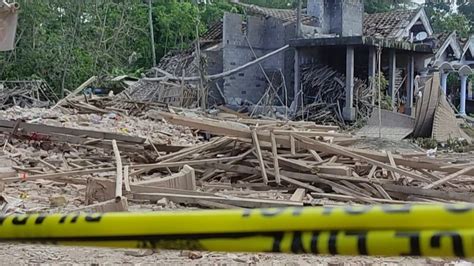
148,0 -> 156,67
112,140 -> 123,197
270,131 -> 281,185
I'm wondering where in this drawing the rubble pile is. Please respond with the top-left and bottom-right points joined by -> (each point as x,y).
0,97 -> 472,215
301,64 -> 373,127
0,80 -> 58,109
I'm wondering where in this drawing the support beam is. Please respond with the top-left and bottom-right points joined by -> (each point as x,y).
468,80 -> 473,100
343,46 -> 356,121
405,55 -> 415,116
388,49 -> 396,111
441,71 -> 448,95
293,49 -> 301,112
368,47 -> 376,80
460,75 -> 468,116
368,47 -> 377,105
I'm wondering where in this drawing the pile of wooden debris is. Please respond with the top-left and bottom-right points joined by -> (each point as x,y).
300,64 -> 373,127
0,80 -> 58,109
0,100 -> 471,215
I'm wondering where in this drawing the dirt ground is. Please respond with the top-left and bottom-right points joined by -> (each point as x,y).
0,244 -> 471,265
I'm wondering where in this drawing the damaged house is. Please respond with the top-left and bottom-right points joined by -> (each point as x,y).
145,0 -> 472,128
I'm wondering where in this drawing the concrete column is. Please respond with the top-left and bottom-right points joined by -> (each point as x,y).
460,75 -> 467,116
440,71 -> 448,95
343,46 -> 356,121
405,55 -> 414,116
468,80 -> 473,100
388,49 -> 396,111
293,48 -> 301,112
368,47 -> 377,105
368,47 -> 376,80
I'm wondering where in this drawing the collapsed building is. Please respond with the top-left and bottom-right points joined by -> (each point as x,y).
140,0 -> 473,135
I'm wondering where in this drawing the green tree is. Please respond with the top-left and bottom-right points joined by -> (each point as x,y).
0,0 -> 151,95
364,0 -> 413,14
457,1 -> 474,33
424,1 -> 471,37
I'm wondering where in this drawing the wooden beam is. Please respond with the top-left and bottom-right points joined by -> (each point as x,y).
290,188 -> 306,201
423,166 -> 474,189
112,140 -> 123,198
386,151 -> 400,180
270,131 -> 281,184
123,165 -> 131,192
252,128 -> 268,184
0,120 -> 144,144
133,192 -> 303,208
382,183 -> 474,202
53,76 -> 97,109
75,197 -> 128,212
293,135 -> 430,182
133,165 -> 196,191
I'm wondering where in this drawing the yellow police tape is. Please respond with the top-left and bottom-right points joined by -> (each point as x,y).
41,229 -> 474,258
0,204 -> 472,257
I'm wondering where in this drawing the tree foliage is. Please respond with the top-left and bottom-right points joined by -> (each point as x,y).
424,0 -> 472,37
364,0 -> 413,13
0,0 -> 151,95
457,1 -> 474,32
1,0 -> 471,97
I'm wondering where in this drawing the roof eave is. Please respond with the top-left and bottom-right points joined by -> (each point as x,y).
289,36 -> 433,53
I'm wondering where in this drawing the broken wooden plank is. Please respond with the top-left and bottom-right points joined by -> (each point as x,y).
0,120 -> 145,144
133,165 -> 196,191
133,192 -> 303,208
251,128 -> 268,184
270,131 -> 281,184
75,196 -> 128,212
123,165 -> 131,192
423,166 -> 474,189
52,76 -> 97,109
278,174 -> 324,193
112,140 -> 123,198
386,151 -> 400,180
4,167 -> 116,183
309,150 -> 323,162
382,183 -> 474,202
293,135 -> 430,182
290,188 -> 306,202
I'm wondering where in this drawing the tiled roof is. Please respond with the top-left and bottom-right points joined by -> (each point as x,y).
363,9 -> 419,38
431,31 -> 452,49
201,21 -> 223,43
235,2 -> 317,25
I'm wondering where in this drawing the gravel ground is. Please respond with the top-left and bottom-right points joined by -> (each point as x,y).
0,244 -> 471,265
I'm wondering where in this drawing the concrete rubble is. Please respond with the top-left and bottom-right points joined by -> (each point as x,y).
0,92 -> 472,219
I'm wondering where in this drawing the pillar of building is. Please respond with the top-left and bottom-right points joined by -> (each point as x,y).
440,71 -> 448,95
293,48 -> 301,112
368,47 -> 377,105
405,55 -> 414,116
460,75 -> 468,116
388,49 -> 396,111
468,80 -> 473,100
343,46 -> 356,121
368,47 -> 376,80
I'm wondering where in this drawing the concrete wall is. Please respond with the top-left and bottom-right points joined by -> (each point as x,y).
222,12 -> 294,106
307,0 -> 363,37
204,48 -> 225,105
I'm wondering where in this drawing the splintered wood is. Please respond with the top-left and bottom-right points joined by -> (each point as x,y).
142,111 -> 474,206
1,106 -> 473,213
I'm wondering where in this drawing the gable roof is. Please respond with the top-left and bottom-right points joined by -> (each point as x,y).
432,31 -> 463,65
201,21 -> 223,43
231,1 -> 317,25
363,8 -> 432,40
461,35 -> 474,61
